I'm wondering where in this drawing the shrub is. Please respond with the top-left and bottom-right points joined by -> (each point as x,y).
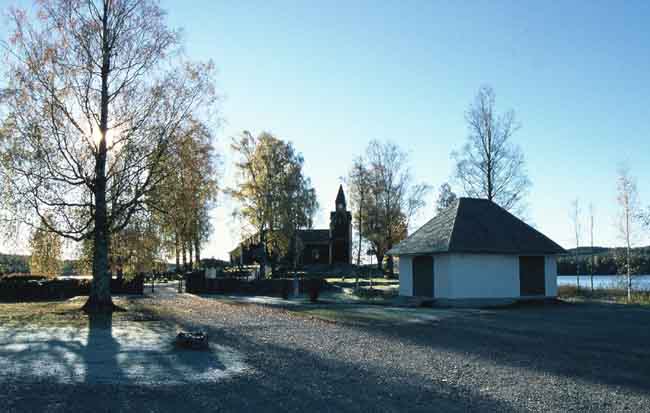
280,280 -> 290,300
353,286 -> 397,300
308,284 -> 319,302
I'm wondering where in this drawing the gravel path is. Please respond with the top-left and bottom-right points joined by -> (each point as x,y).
3,286 -> 650,412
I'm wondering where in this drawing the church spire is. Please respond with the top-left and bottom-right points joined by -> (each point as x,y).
335,185 -> 346,210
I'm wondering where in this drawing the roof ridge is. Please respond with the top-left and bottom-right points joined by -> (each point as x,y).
445,198 -> 462,250
388,197 -> 565,256
492,202 -> 565,251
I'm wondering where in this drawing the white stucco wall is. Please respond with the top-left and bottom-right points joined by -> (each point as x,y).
398,255 -> 413,296
545,255 -> 558,297
447,253 -> 520,299
397,253 -> 558,299
433,255 -> 451,298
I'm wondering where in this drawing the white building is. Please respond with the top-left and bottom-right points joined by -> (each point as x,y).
387,198 -> 565,305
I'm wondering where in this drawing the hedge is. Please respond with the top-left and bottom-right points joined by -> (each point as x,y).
0,274 -> 144,302
184,270 -> 326,297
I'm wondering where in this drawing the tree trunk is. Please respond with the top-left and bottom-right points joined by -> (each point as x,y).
175,231 -> 180,273
590,211 -> 594,293
259,229 -> 267,278
627,244 -> 631,302
194,234 -> 201,268
376,253 -> 383,271
188,240 -> 193,270
575,252 -> 580,292
357,203 -> 363,266
182,240 -> 187,271
386,255 -> 394,277
83,4 -> 114,313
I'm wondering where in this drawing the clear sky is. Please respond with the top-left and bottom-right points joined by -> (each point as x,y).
2,0 -> 650,259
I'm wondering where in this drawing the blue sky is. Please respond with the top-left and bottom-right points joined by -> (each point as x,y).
3,1 -> 650,258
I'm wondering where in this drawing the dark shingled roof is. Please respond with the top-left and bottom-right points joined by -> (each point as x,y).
387,198 -> 565,256
298,229 -> 330,244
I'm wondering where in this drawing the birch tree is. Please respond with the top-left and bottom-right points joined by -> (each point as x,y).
229,131 -> 317,277
588,203 -> 595,292
452,86 -> 530,215
436,182 -> 457,213
152,118 -> 219,272
29,222 -> 63,277
347,157 -> 371,266
356,140 -> 430,273
570,199 -> 581,290
1,0 -> 215,312
616,165 -> 639,302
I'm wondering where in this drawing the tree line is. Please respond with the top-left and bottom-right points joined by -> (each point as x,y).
557,247 -> 650,276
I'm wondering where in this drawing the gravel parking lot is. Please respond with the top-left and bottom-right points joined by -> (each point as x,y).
2,286 -> 650,412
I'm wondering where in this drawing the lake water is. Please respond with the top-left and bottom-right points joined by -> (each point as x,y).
557,275 -> 650,291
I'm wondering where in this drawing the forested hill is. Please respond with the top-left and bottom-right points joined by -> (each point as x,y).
0,254 -> 81,275
558,246 -> 650,275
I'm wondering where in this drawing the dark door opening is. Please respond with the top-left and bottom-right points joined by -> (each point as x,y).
519,256 -> 546,296
412,256 -> 434,297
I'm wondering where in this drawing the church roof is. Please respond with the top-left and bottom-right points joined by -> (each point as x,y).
297,229 -> 330,244
387,198 -> 565,256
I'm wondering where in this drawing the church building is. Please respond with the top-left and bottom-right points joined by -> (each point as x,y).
230,185 -> 352,266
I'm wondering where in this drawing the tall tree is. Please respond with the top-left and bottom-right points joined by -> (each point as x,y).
229,131 -> 317,277
1,0 -> 215,312
451,86 -> 530,215
346,157 -> 371,266
152,118 -> 219,272
436,183 -> 458,214
570,199 -> 581,290
616,165 -> 640,302
355,140 -> 430,273
29,222 -> 63,277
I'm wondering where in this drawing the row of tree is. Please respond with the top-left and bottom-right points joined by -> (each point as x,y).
568,165 -> 650,300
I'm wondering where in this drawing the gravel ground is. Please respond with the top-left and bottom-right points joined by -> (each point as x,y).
3,285 -> 650,412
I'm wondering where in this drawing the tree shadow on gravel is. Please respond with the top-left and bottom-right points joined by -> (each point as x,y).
124,305 -> 519,413
332,302 -> 650,396
83,312 -> 128,385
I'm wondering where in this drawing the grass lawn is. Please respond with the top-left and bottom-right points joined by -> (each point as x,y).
0,297 -> 157,328
558,284 -> 650,305
285,304 -> 458,325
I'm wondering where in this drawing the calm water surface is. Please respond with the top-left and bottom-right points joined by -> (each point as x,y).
557,275 -> 650,291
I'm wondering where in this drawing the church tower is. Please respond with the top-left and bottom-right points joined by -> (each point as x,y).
329,185 -> 352,264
